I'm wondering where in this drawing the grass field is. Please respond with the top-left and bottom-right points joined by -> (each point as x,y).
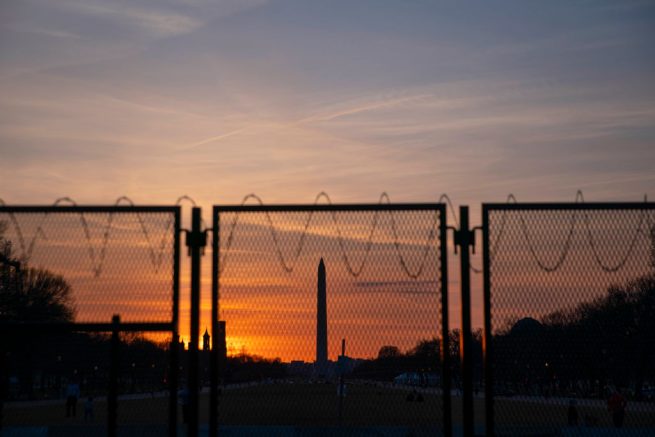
5,382 -> 655,435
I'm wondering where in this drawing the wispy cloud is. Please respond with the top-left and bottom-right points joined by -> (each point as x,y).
181,129 -> 247,150
55,0 -> 201,37
8,26 -> 81,39
1,0 -> 654,207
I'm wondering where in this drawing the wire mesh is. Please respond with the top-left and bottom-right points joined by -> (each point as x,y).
0,207 -> 180,434
485,205 -> 655,434
2,329 -> 177,433
0,208 -> 177,323
215,206 -> 447,431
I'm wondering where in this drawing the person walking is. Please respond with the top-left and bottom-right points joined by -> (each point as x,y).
65,380 -> 80,418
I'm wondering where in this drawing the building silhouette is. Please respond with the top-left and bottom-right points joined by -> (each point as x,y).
203,328 -> 210,352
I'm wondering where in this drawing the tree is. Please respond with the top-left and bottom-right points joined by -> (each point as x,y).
492,272 -> 655,398
1,224 -> 77,400
1,224 -> 75,323
406,338 -> 441,373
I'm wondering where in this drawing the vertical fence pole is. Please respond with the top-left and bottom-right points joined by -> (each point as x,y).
440,205 -> 452,437
456,206 -> 474,437
170,208 -> 181,437
482,206 -> 494,437
109,314 -> 120,437
210,209 -> 219,437
187,206 -> 205,437
169,332 -> 179,436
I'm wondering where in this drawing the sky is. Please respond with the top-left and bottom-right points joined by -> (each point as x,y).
1,0 -> 655,359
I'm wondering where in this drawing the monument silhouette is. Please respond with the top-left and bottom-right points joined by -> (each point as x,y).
316,258 -> 328,377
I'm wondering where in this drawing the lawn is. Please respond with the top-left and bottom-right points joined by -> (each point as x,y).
5,382 -> 655,434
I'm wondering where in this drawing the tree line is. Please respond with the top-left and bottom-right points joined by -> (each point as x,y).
348,272 -> 654,401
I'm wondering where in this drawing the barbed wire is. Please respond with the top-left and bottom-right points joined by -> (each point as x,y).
489,191 -> 653,273
0,195 -> 197,277
2,191 -> 652,277
218,192 -> 451,279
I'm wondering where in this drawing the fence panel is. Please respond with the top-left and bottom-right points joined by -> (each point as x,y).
483,203 -> 655,436
212,204 -> 450,435
0,206 -> 180,435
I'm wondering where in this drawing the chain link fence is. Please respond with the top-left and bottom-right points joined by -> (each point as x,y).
6,198 -> 654,436
483,203 -> 655,435
212,204 -> 450,433
0,206 -> 180,436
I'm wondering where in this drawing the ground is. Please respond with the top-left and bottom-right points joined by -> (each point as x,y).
4,382 -> 655,435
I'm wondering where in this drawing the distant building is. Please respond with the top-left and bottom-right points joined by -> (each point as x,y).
203,328 -> 210,352
336,355 -> 358,375
510,317 -> 543,335
288,360 -> 312,377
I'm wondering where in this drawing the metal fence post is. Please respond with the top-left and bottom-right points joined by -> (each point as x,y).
440,204 -> 452,437
187,207 -> 205,437
109,314 -> 120,437
170,207 -> 181,437
482,205 -> 494,437
210,209 -> 219,437
455,206 -> 474,437
169,332 -> 179,437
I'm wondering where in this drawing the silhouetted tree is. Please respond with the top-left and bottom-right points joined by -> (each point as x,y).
1,225 -> 76,399
226,354 -> 286,383
0,227 -> 75,323
493,272 -> 655,399
406,338 -> 441,374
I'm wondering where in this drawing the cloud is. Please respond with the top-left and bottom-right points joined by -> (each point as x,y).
8,26 -> 81,39
355,279 -> 437,288
352,280 -> 439,295
1,0 -> 654,209
66,1 -> 202,37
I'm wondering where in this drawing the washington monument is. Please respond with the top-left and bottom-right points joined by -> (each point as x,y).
316,258 -> 328,375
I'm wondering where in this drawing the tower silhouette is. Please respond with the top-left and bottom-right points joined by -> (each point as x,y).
316,258 -> 328,375
203,328 -> 210,352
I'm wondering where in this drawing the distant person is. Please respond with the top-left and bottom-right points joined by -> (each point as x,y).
608,389 -> 627,428
65,381 -> 80,417
567,399 -> 578,426
84,396 -> 94,422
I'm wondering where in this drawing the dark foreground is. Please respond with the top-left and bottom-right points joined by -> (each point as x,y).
4,382 -> 655,436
